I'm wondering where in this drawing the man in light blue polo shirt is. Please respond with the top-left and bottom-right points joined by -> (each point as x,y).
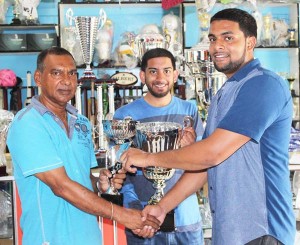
7,47 -> 159,245
121,8 -> 296,245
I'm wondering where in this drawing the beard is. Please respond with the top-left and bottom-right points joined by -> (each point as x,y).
213,47 -> 246,75
146,82 -> 171,98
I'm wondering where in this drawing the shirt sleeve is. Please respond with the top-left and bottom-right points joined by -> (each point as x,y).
218,74 -> 291,142
7,112 -> 64,177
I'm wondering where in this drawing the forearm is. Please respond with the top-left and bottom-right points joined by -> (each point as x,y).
147,141 -> 215,171
159,171 -> 207,213
51,177 -> 115,219
146,128 -> 250,171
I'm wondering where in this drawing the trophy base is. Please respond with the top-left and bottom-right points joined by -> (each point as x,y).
11,18 -> 21,26
160,209 -> 175,232
289,40 -> 297,47
0,166 -> 7,177
101,193 -> 123,206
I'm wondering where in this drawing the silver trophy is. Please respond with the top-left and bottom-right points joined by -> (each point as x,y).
184,49 -> 226,121
72,9 -> 106,79
135,121 -> 181,205
99,143 -> 129,206
102,118 -> 137,145
101,118 -> 138,206
135,121 -> 187,232
0,110 -> 14,176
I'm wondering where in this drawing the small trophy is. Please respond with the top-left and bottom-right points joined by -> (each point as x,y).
288,27 -> 297,47
0,110 -> 14,176
102,118 -> 137,145
102,143 -> 130,206
262,14 -> 272,47
102,118 -> 138,206
11,0 -> 22,25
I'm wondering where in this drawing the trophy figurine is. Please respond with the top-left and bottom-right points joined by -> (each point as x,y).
21,0 -> 41,25
11,0 -> 22,25
0,110 -> 14,176
135,120 -> 185,232
194,0 -> 216,49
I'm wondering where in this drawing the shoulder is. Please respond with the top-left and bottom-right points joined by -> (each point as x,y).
114,98 -> 145,119
172,97 -> 198,112
242,68 -> 290,100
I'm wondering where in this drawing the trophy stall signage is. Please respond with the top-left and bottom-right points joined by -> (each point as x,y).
111,72 -> 138,87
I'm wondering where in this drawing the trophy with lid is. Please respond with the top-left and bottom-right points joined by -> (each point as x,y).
134,116 -> 193,232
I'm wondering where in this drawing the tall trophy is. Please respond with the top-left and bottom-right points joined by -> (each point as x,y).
101,118 -> 138,206
0,110 -> 14,176
185,49 -> 224,120
135,120 -> 188,232
72,9 -> 107,79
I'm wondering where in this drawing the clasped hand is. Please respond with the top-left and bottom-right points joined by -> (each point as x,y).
98,168 -> 127,193
131,204 -> 167,238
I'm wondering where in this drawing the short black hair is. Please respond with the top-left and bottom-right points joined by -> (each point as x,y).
37,46 -> 75,72
210,8 -> 257,38
140,48 -> 176,71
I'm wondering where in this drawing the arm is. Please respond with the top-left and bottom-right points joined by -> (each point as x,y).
122,128 -> 250,172
134,170 -> 208,237
153,170 -> 207,215
35,167 -> 160,231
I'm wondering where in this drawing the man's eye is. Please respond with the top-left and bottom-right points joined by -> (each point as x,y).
52,71 -> 62,76
69,71 -> 77,76
225,36 -> 233,41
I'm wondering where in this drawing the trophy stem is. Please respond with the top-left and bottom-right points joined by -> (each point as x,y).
82,63 -> 96,79
148,180 -> 166,205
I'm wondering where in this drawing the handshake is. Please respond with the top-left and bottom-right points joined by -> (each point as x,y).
98,160 -> 174,238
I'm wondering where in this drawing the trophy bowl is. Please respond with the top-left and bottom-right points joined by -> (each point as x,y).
135,121 -> 181,205
102,119 -> 138,145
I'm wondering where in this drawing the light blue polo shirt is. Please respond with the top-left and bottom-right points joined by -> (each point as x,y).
204,59 -> 296,245
7,96 -> 102,245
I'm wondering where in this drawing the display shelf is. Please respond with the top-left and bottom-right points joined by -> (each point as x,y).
0,24 -> 57,30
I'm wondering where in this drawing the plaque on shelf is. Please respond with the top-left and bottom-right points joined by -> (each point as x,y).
0,34 -> 27,51
26,33 -> 57,51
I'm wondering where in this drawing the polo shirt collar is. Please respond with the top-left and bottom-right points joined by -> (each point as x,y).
227,58 -> 261,82
31,95 -> 78,117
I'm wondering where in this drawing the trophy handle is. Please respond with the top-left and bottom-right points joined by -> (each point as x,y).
183,115 -> 194,128
98,8 -> 107,29
66,8 -> 74,26
180,116 -> 194,147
